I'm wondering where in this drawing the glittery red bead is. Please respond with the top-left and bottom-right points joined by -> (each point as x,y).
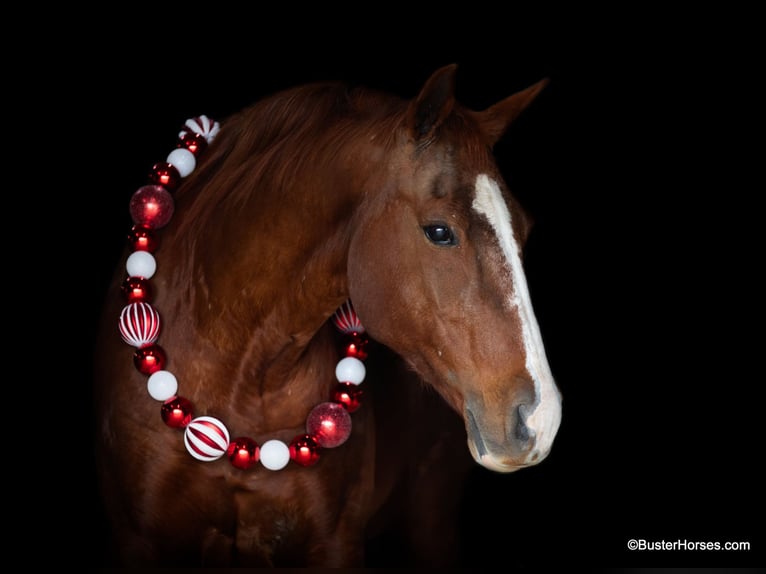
178,132 -> 208,156
341,331 -> 369,360
127,224 -> 159,253
306,402 -> 352,448
226,437 -> 260,470
121,276 -> 152,303
161,396 -> 193,428
148,162 -> 181,191
289,434 -> 321,466
129,185 -> 174,229
133,344 -> 166,375
331,382 -> 363,413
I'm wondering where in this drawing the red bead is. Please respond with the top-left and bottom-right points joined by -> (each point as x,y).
226,437 -> 260,470
178,132 -> 208,156
341,331 -> 369,360
331,382 -> 363,413
289,434 -> 321,466
121,276 -> 152,303
148,162 -> 181,191
133,344 -> 166,375
129,185 -> 174,229
161,396 -> 193,428
127,225 -> 159,253
306,402 -> 352,448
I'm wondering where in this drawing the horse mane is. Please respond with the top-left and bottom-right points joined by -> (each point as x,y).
174,82 -> 406,227
173,80 -> 493,231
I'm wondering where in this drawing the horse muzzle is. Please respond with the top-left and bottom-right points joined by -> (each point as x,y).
464,390 -> 562,473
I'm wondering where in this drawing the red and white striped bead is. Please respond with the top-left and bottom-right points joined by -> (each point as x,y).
119,302 -> 161,347
184,416 -> 230,461
332,300 -> 365,334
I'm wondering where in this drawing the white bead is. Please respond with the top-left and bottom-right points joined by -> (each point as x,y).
166,148 -> 196,178
335,356 -> 366,385
259,439 -> 290,470
147,370 -> 178,401
126,251 -> 157,279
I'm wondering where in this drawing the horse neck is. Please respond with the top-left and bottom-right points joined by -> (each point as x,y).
152,124 -> 375,423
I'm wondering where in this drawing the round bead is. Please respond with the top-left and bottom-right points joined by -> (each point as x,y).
184,416 -> 230,461
166,148 -> 196,178
306,402 -> 352,448
341,332 -> 369,360
332,300 -> 365,334
121,276 -> 152,303
147,370 -> 178,401
161,396 -> 193,428
148,162 -> 181,191
126,250 -> 157,279
335,356 -> 366,385
259,439 -> 290,470
127,225 -> 158,253
331,382 -> 363,413
289,434 -> 321,467
119,302 -> 160,347
129,185 -> 174,229
133,344 -> 166,375
178,132 -> 208,156
226,437 -> 260,470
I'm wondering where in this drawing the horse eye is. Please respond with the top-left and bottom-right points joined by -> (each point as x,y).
423,224 -> 457,246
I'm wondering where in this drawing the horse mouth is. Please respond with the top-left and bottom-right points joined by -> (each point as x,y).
464,407 -> 537,473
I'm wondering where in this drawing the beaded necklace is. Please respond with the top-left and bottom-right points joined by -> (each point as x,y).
117,115 -> 369,471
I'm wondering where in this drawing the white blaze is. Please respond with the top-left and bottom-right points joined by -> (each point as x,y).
471,174 -> 562,462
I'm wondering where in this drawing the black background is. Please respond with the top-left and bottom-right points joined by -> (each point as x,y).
21,8 -> 761,570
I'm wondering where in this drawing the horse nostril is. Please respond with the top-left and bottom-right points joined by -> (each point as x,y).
513,404 -> 534,445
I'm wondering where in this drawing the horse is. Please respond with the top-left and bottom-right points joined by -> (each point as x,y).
92,63 -> 562,567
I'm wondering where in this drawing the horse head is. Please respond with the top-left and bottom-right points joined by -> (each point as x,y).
347,64 -> 562,472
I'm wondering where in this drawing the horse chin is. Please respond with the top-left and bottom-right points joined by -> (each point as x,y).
467,440 -> 531,473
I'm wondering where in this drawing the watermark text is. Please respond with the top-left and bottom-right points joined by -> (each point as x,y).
627,538 -> 750,552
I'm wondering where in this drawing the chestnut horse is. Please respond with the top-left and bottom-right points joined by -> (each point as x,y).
93,64 -> 562,567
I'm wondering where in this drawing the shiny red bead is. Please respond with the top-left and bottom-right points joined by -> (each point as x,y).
127,224 -> 159,253
133,344 -> 167,375
289,434 -> 321,466
121,276 -> 152,303
161,395 -> 193,428
129,185 -> 174,229
226,437 -> 260,470
331,382 -> 363,413
148,162 -> 181,191
306,402 -> 352,448
341,331 -> 369,360
178,132 -> 208,156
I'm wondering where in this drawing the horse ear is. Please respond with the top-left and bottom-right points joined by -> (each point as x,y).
479,78 -> 549,146
407,64 -> 458,141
